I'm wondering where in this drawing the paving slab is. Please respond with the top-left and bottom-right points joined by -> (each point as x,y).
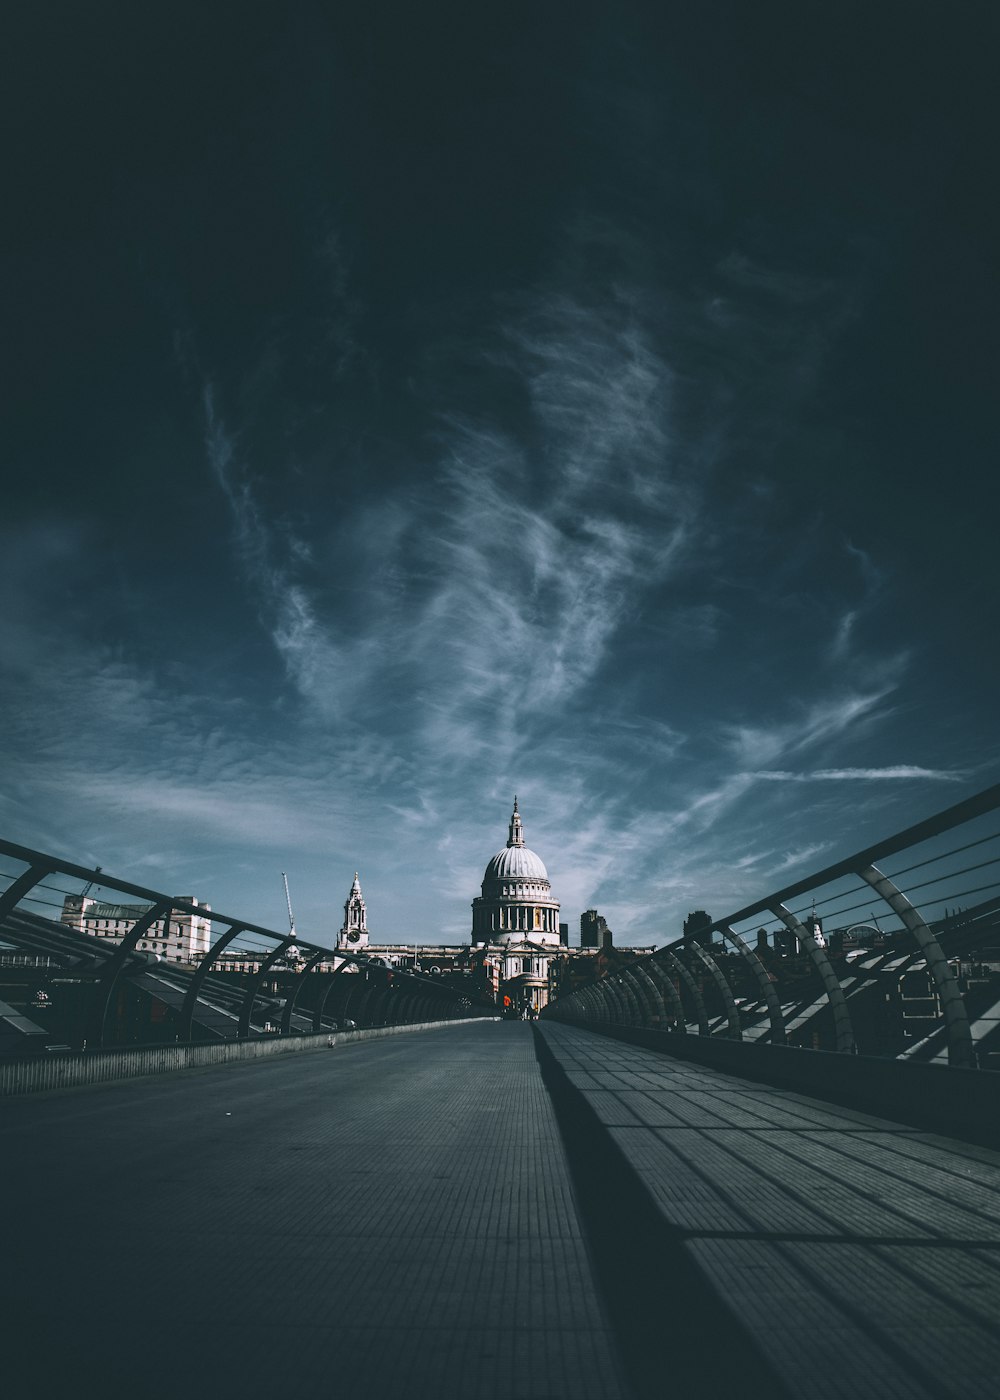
1,1023 -> 632,1400
539,1022 -> 1000,1400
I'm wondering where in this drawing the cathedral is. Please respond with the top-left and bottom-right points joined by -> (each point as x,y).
471,797 -> 564,1014
330,797 -> 639,1015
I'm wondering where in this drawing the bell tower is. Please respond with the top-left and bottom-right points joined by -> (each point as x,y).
337,872 -> 369,949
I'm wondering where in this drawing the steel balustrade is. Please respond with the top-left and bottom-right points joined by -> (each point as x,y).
545,782 -> 1000,1069
0,838 -> 493,1047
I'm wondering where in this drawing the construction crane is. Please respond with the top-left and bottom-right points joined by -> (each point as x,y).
281,873 -> 301,963
80,866 -> 103,898
282,873 -> 296,936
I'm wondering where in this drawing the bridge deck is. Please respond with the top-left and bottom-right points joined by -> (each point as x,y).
539,1022 -> 1000,1400
2,1022 -> 629,1400
7,1022 -> 1000,1399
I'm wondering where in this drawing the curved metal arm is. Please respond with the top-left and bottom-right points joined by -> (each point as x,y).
280,946 -> 330,1034
180,924 -> 247,1041
622,966 -> 659,1027
238,936 -> 298,1037
721,925 -> 786,1044
771,903 -> 854,1053
93,900 -> 172,1047
642,959 -> 687,1031
687,942 -> 742,1039
0,863 -> 56,926
619,969 -> 649,1024
656,948 -> 710,1034
858,864 -> 974,1068
603,980 -> 623,1023
580,983 -> 607,1025
606,975 -> 633,1024
314,956 -> 360,1031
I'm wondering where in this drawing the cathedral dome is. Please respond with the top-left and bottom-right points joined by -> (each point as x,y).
483,844 -> 548,883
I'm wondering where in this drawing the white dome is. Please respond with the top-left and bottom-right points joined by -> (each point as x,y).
483,845 -> 549,883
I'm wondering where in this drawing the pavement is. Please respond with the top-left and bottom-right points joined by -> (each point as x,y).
2,1022 -> 632,1400
9,1018 -> 1000,1400
539,1021 -> 1000,1400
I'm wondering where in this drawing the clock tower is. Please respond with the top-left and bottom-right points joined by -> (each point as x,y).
337,872 -> 369,949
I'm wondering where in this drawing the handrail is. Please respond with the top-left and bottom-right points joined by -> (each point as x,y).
0,837 -> 493,1045
545,783 -> 1000,1067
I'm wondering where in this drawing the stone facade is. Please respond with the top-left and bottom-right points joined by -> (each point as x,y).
61,894 -> 212,964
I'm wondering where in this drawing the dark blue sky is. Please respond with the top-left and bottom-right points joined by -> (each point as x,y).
4,1 -> 998,943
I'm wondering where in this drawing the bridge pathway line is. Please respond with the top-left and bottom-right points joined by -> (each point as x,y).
2,1022 -> 631,1400
539,1021 -> 1000,1400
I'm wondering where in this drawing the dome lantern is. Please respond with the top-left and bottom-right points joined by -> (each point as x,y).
508,796 -> 525,848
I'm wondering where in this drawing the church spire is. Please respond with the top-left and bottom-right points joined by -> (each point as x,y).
507,795 -> 525,848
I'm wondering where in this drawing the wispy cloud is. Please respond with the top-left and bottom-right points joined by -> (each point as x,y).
204,385 -> 395,722
756,766 -> 963,782
724,688 -> 897,770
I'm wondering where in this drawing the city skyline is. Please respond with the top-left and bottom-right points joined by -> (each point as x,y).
4,3 -> 998,946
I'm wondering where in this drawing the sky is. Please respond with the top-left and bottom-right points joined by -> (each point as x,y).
3,1 -> 998,947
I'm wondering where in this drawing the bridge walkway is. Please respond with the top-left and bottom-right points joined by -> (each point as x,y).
2,1021 -> 630,1400
7,1022 -> 1000,1399
538,1021 -> 1000,1400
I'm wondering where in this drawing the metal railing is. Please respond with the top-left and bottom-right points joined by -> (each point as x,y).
0,838 -> 493,1050
544,783 -> 1000,1068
